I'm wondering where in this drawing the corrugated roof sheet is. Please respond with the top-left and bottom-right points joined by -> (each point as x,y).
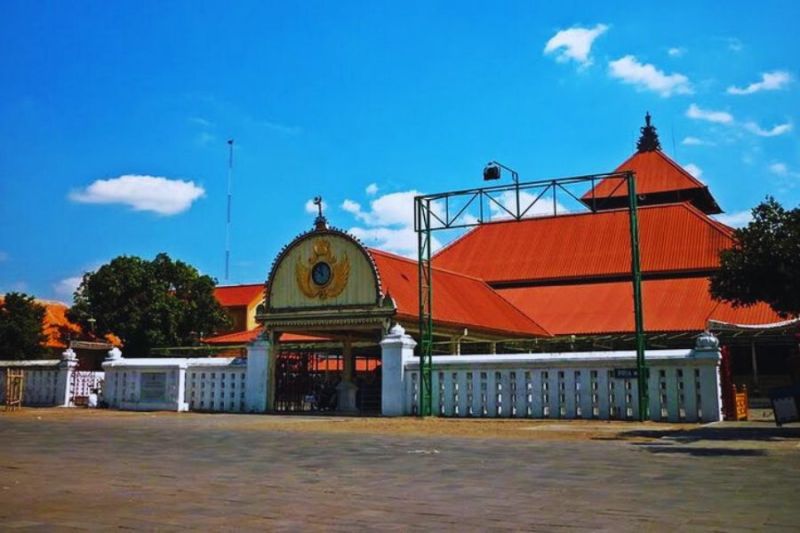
497,278 -> 783,335
214,284 -> 265,307
584,150 -> 707,199
369,248 -> 550,337
433,203 -> 733,284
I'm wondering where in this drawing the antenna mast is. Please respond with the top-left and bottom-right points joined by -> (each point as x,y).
225,139 -> 234,281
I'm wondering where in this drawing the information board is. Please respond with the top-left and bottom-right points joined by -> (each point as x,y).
140,372 -> 167,402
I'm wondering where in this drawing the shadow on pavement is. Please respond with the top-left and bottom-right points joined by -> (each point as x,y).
615,425 -> 800,444
630,444 -> 767,457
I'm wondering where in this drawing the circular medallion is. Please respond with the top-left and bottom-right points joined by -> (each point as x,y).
311,261 -> 332,286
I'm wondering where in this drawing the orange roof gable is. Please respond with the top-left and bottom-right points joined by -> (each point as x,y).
497,278 -> 783,336
581,150 -> 721,214
214,283 -> 265,307
433,203 -> 733,285
369,248 -> 549,337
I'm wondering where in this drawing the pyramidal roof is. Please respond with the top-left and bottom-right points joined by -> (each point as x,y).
581,114 -> 722,214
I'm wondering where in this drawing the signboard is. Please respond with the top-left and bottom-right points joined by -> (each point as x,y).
140,372 -> 167,402
613,368 -> 638,379
770,385 -> 800,427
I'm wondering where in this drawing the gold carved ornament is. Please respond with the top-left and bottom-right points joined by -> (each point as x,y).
295,238 -> 350,300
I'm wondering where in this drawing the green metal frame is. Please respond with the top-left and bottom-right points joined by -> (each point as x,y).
414,171 -> 647,419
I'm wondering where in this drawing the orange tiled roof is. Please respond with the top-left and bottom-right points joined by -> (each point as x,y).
370,248 -> 550,337
0,297 -> 120,349
587,150 -> 706,198
203,327 -> 329,345
497,277 -> 783,336
433,203 -> 733,285
214,284 -> 265,307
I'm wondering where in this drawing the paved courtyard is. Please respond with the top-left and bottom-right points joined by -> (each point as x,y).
1,409 -> 798,531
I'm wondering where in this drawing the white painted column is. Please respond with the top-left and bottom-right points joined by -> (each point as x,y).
694,332 -> 723,422
380,324 -> 417,416
102,347 -> 123,408
55,348 -> 78,407
336,337 -> 358,413
245,333 -> 270,413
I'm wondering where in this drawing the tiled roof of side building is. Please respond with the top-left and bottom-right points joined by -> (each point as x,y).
432,203 -> 733,285
581,150 -> 721,213
214,283 -> 266,307
497,277 -> 783,336
203,327 -> 329,345
369,248 -> 550,338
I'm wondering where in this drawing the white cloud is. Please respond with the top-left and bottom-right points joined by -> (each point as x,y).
713,210 -> 751,228
365,183 -> 379,196
608,55 -> 692,97
54,276 -> 83,298
487,190 -> 569,221
189,116 -> 212,128
744,121 -> 792,137
544,24 -> 608,67
195,131 -> 216,147
340,199 -> 362,216
727,38 -> 743,52
70,175 -> 205,216
683,163 -> 703,180
681,136 -> 714,146
342,189 -> 445,257
686,103 -> 734,124
727,70 -> 791,95
667,47 -> 686,57
769,162 -> 788,176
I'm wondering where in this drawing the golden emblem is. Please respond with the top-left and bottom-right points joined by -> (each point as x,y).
295,238 -> 350,300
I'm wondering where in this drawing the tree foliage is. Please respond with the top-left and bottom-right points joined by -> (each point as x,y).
710,197 -> 800,318
0,292 -> 47,360
68,253 -> 230,356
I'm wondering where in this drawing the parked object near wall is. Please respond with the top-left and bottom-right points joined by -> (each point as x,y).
4,368 -> 24,411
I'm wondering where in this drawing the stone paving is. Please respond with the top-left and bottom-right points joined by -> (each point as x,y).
0,409 -> 798,531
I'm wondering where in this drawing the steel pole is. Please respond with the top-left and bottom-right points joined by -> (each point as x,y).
626,172 -> 648,421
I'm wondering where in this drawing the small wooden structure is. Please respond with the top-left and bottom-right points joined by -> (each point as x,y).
734,385 -> 748,421
4,369 -> 24,411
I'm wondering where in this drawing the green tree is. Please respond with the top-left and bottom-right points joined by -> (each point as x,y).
710,197 -> 800,318
0,292 -> 47,360
68,253 -> 230,356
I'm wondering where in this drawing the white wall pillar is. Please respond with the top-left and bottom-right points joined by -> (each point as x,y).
55,348 -> 78,407
102,347 -> 123,407
245,333 -> 270,413
337,336 -> 358,413
380,324 -> 417,416
694,331 -> 723,422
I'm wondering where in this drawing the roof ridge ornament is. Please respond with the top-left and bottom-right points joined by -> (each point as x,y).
636,111 -> 662,153
313,196 -> 328,230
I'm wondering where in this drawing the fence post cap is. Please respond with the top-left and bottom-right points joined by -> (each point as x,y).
695,330 -> 720,351
61,348 -> 77,361
106,347 -> 123,360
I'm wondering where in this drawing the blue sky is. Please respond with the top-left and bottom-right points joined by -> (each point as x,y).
1,1 -> 798,301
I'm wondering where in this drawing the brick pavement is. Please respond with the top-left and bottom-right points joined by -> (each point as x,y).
0,410 -> 798,531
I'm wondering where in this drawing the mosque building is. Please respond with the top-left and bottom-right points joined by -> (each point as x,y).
204,115 -> 798,412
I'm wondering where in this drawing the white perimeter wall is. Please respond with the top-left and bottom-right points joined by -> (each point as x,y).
400,350 -> 721,422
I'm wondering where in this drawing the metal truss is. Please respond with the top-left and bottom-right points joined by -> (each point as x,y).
414,171 -> 649,420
